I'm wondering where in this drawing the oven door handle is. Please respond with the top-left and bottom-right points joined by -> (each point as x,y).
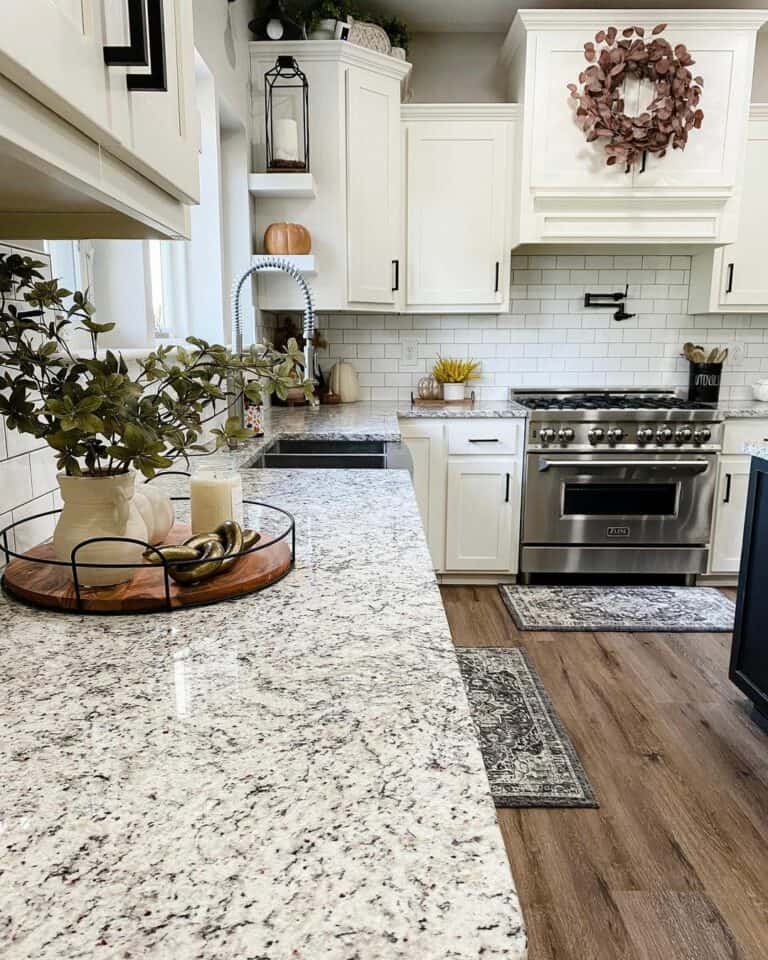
537,458 -> 710,472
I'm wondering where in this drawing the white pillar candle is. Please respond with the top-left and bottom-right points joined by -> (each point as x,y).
190,469 -> 244,534
274,118 -> 299,162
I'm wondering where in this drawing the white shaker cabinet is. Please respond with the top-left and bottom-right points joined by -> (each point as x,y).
346,66 -> 401,306
250,42 -> 409,313
708,420 -> 768,576
400,420 -> 447,571
689,108 -> 768,314
402,106 -> 515,313
710,456 -> 752,575
445,458 -> 519,572
0,0 -> 198,237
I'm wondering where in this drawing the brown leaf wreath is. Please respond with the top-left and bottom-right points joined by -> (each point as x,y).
567,23 -> 704,172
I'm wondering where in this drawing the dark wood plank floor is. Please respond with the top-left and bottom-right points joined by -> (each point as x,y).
441,585 -> 768,960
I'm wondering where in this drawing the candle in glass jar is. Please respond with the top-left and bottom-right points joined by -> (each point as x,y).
190,468 -> 244,534
274,118 -> 299,162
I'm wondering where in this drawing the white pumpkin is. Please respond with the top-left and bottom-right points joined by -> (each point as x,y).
134,483 -> 175,544
328,361 -> 360,403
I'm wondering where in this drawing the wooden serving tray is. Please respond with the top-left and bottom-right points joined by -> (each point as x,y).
2,523 -> 292,614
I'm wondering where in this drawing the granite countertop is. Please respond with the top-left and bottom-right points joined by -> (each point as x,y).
0,469 -> 526,959
717,399 -> 768,418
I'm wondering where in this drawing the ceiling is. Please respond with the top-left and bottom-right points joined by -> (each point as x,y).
367,1 -> 768,33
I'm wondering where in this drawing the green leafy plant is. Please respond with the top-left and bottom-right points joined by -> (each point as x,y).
379,15 -> 410,51
432,356 -> 481,384
300,0 -> 356,31
0,252 -> 312,478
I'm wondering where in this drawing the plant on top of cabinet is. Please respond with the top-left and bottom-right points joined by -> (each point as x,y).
568,23 -> 704,172
0,252 -> 310,583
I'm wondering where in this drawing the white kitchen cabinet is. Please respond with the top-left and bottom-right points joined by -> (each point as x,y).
0,0 -> 199,226
400,420 -> 447,571
502,10 -> 765,246
250,42 -> 410,313
346,66 -> 401,306
710,456 -> 752,574
445,458 -> 519,573
689,107 -> 768,313
402,106 -> 515,312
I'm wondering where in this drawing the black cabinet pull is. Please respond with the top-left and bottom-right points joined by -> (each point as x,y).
468,438 -> 499,443
104,0 -> 148,66
392,259 -> 399,292
724,472 -> 732,503
505,473 -> 511,503
494,261 -> 500,293
127,0 -> 167,92
726,262 -> 735,294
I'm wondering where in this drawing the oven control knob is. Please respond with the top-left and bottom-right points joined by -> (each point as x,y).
558,428 -> 575,443
588,428 -> 605,444
656,427 -> 674,443
540,428 -> 557,443
607,428 -> 624,444
637,427 -> 654,443
675,427 -> 693,443
693,427 -> 712,444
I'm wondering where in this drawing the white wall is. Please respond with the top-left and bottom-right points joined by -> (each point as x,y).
192,0 -> 252,124
407,33 -> 507,103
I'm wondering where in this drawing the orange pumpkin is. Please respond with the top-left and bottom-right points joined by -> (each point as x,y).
263,222 -> 312,255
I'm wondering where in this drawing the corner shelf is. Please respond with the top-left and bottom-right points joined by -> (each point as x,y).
251,254 -> 317,276
248,173 -> 316,199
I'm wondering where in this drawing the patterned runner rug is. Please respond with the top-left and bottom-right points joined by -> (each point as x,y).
499,585 -> 735,633
456,647 -> 598,808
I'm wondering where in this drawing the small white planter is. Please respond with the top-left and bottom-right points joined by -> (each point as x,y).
391,46 -> 407,61
53,471 -> 148,586
309,18 -> 337,40
442,382 -> 466,402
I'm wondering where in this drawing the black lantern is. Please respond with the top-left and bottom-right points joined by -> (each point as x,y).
265,56 -> 310,173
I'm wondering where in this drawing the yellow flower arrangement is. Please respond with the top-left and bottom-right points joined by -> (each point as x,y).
431,355 -> 481,384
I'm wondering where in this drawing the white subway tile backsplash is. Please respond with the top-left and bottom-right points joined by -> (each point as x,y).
279,254 -> 768,405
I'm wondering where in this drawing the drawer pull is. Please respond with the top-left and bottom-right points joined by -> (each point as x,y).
468,438 -> 500,443
494,261 -> 500,293
726,262 -> 734,294
505,473 -> 510,502
724,472 -> 732,504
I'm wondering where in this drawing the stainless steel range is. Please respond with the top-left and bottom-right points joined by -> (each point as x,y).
512,389 -> 725,582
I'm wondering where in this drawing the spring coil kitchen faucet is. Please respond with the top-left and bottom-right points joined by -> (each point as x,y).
230,257 -> 317,423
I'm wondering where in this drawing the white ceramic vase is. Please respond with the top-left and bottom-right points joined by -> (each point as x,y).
53,472 -> 148,587
134,483 -> 175,544
309,18 -> 337,40
442,382 -> 466,401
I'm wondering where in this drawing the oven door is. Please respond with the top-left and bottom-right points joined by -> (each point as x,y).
523,453 -> 717,546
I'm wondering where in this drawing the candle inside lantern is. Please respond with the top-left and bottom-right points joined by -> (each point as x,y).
190,467 -> 244,534
274,117 -> 299,162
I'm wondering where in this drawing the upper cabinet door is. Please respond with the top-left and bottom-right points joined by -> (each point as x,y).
405,120 -> 509,307
636,30 -> 754,189
346,65 -> 401,306
718,128 -> 768,307
0,1 -> 116,140
125,0 -> 199,203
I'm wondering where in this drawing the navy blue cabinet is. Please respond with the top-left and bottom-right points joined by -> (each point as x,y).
730,455 -> 768,723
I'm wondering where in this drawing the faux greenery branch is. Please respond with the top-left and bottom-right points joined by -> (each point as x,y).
0,252 -> 312,478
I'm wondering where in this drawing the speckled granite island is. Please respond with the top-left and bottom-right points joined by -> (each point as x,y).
0,468 -> 526,959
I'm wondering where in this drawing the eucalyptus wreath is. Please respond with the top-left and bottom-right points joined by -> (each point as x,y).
0,252 -> 311,477
567,22 -> 704,171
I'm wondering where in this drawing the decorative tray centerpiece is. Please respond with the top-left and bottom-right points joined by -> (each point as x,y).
0,251 -> 310,615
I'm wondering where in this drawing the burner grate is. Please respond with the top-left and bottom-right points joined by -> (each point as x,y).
514,392 -> 714,412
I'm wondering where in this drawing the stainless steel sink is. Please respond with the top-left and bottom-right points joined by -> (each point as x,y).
253,438 -> 411,471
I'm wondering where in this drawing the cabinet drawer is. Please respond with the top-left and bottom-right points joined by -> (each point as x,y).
722,419 -> 768,455
447,420 -> 522,456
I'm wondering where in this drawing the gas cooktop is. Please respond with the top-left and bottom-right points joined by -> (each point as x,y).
512,390 -> 714,412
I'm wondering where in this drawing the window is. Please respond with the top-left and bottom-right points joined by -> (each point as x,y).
147,239 -> 190,340
44,240 -> 94,296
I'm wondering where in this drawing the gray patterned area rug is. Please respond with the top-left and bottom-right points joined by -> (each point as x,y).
456,647 -> 597,808
499,585 -> 735,633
